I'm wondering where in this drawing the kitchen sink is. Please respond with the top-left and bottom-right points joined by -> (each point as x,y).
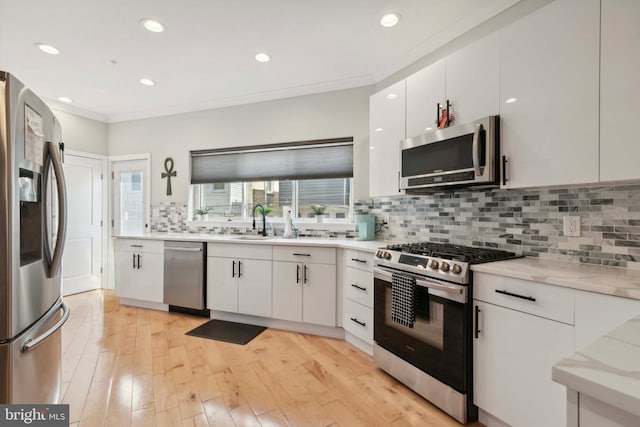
229,235 -> 274,241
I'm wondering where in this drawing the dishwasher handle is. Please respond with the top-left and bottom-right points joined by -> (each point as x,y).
165,247 -> 202,252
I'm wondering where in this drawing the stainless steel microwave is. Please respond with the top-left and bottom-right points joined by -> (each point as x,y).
399,116 -> 499,193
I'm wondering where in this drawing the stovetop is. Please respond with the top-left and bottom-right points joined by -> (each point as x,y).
385,242 -> 517,263
374,241 -> 519,285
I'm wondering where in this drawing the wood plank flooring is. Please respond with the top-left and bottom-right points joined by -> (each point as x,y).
61,290 -> 483,427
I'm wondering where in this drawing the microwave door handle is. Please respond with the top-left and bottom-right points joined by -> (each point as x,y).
472,123 -> 484,176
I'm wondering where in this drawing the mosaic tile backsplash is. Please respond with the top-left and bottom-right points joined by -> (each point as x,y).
150,183 -> 640,270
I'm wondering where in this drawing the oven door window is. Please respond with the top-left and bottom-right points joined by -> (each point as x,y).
374,277 -> 469,393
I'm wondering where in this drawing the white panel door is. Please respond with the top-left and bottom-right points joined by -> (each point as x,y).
272,261 -> 303,322
62,154 -> 103,295
206,257 -> 238,312
237,258 -> 272,317
302,263 -> 337,326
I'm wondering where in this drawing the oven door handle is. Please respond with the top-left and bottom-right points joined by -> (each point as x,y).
415,278 -> 463,295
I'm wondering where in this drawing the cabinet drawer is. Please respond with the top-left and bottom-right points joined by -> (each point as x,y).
344,249 -> 375,272
207,242 -> 272,260
474,272 -> 574,324
344,267 -> 373,308
273,246 -> 336,264
115,239 -> 164,254
343,299 -> 373,344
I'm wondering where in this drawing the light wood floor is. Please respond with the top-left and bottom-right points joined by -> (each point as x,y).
61,290 -> 483,427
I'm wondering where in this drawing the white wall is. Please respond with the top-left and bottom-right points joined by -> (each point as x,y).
52,109 -> 108,155
108,86 -> 372,205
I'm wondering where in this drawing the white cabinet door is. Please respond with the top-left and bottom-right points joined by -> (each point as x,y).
206,257 -> 238,312
474,300 -> 574,427
599,0 -> 640,182
272,261 -> 303,322
574,291 -> 640,350
115,251 -> 163,303
369,80 -> 406,197
446,32 -> 499,124
406,59 -> 445,139
302,263 -> 337,327
499,0 -> 600,188
238,259 -> 272,317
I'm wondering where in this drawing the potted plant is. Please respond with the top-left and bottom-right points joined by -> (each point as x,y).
310,205 -> 327,222
193,207 -> 211,221
254,206 -> 273,216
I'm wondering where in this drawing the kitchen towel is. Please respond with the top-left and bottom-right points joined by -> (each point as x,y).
391,273 -> 416,328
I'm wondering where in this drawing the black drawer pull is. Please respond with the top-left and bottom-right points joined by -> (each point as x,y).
351,258 -> 367,264
350,284 -> 367,291
130,244 -> 143,248
495,289 -> 536,302
350,317 -> 366,327
293,253 -> 311,257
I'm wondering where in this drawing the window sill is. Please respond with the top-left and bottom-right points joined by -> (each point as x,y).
186,219 -> 356,229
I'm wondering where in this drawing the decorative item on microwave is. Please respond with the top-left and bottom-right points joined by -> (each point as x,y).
161,157 -> 176,196
436,100 -> 454,128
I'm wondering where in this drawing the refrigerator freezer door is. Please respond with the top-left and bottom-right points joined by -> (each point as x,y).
0,299 -> 69,404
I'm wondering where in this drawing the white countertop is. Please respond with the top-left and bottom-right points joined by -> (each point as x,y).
552,314 -> 640,417
114,232 -> 388,253
472,257 -> 640,301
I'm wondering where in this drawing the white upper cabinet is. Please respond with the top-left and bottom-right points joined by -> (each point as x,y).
499,0 -> 600,189
599,0 -> 640,182
406,59 -> 445,139
369,80 -> 406,198
445,32 -> 500,125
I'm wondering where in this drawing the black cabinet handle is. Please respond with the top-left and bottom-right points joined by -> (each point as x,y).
351,283 -> 367,291
136,254 -> 141,269
304,265 -> 308,283
474,305 -> 481,339
495,289 -> 536,302
293,253 -> 311,257
132,253 -> 136,269
296,265 -> 300,283
351,258 -> 367,264
232,260 -> 236,278
350,317 -> 366,327
238,261 -> 242,278
502,155 -> 508,186
130,244 -> 143,248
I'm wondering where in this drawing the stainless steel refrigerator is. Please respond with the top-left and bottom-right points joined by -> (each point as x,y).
0,71 -> 69,404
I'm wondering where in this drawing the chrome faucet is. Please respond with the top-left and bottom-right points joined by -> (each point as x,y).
252,204 -> 267,237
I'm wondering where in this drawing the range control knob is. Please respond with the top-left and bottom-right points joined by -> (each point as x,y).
375,250 -> 383,258
429,260 -> 439,270
384,251 -> 392,260
440,261 -> 450,273
451,264 -> 462,275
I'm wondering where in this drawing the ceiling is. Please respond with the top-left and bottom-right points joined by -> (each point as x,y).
0,0 -> 519,123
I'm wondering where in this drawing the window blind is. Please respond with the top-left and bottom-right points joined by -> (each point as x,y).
190,137 -> 353,184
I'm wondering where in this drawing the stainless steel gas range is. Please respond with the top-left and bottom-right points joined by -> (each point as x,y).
372,242 -> 518,424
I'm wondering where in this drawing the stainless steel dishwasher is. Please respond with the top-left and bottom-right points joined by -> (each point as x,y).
163,241 -> 206,311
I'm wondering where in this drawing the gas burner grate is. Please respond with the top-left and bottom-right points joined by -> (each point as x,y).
385,242 -> 517,264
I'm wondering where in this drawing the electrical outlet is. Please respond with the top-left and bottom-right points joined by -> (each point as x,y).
563,216 -> 581,237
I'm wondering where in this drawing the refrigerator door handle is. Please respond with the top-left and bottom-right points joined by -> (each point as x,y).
22,301 -> 70,352
46,141 -> 68,278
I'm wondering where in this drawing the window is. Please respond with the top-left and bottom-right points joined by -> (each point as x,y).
190,177 -> 352,221
189,137 -> 354,221
111,156 -> 150,235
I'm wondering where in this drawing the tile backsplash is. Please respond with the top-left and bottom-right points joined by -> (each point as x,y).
356,183 -> 640,270
150,183 -> 640,269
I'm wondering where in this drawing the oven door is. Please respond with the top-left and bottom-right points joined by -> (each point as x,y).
373,266 -> 470,393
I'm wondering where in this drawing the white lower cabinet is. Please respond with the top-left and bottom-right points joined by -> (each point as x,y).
341,249 -> 375,352
115,239 -> 164,303
473,273 -> 575,427
272,246 -> 337,326
206,243 -> 272,317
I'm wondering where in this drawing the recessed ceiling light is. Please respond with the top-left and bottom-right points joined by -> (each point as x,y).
57,97 -> 72,103
380,12 -> 401,28
255,52 -> 271,63
140,19 -> 164,33
369,146 -> 375,150
140,78 -> 156,86
375,128 -> 384,132
35,43 -> 60,55
505,97 -> 518,104
386,93 -> 398,100
424,127 -> 433,131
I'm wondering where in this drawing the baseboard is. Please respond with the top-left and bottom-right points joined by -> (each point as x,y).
344,332 -> 373,356
120,298 -> 169,311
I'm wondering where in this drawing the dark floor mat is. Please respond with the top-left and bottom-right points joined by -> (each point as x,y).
185,318 -> 266,345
